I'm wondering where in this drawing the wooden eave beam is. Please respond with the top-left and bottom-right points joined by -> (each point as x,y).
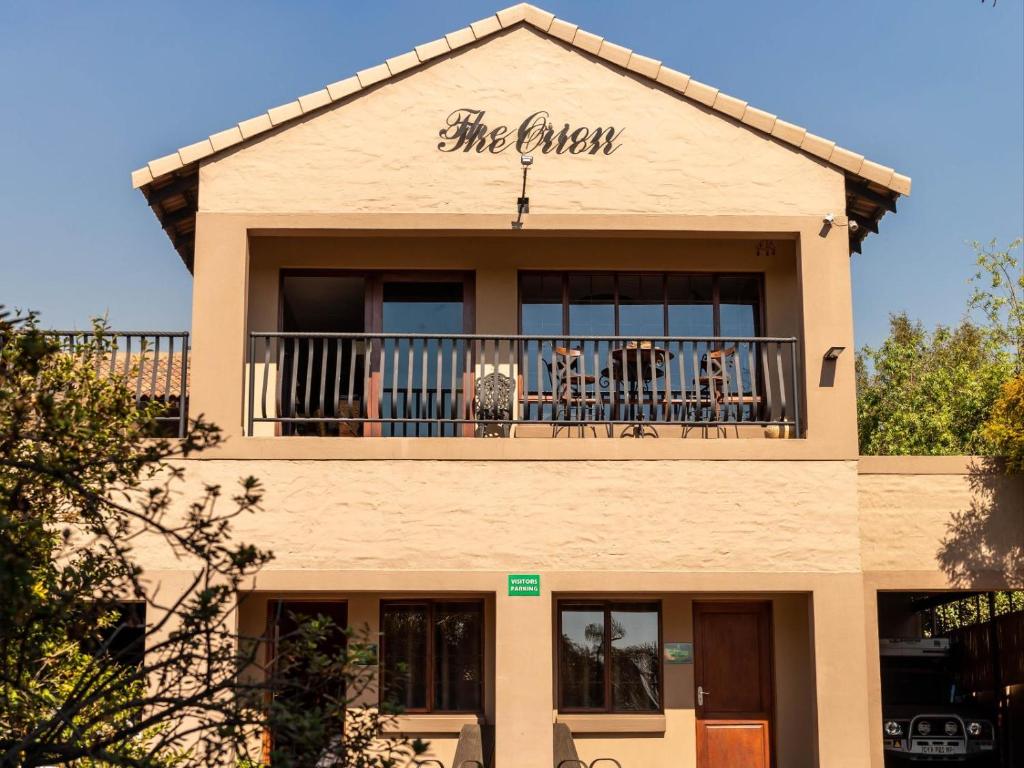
847,181 -> 897,213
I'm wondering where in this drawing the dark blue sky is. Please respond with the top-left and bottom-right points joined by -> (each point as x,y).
1,1 -> 1021,348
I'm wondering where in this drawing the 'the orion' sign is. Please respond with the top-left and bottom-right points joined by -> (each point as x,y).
438,108 -> 624,156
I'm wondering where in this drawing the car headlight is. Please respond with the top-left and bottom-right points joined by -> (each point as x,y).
884,720 -> 903,737
967,721 -> 983,737
944,720 -> 958,736
917,720 -> 932,735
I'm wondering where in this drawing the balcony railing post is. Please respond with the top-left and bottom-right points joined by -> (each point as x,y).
790,338 -> 801,438
246,333 -> 256,437
179,332 -> 189,438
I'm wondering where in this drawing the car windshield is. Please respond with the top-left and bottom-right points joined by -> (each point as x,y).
881,659 -> 957,706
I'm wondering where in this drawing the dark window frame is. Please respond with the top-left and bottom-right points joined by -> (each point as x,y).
379,599 -> 486,715
518,271 -> 765,337
556,600 -> 664,714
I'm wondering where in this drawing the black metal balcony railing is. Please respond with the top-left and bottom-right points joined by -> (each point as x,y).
247,333 -> 800,439
50,331 -> 190,437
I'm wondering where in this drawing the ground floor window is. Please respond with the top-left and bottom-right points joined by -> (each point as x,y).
558,601 -> 662,713
380,600 -> 484,714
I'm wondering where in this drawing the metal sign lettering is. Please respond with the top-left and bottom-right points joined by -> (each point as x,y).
438,108 -> 623,156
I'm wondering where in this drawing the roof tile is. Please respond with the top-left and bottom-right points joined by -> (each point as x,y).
523,4 -> 555,30
356,63 -> 391,88
799,132 -> 835,161
655,66 -> 691,93
326,76 -> 361,102
445,26 -> 476,50
386,50 -> 420,75
684,79 -> 719,107
571,28 -> 603,55
470,15 -> 502,38
131,166 -> 154,188
771,119 -> 806,147
829,145 -> 864,174
148,152 -> 184,178
267,101 -> 302,126
298,89 -> 332,113
597,40 -> 631,68
496,4 -> 527,26
547,18 -> 577,43
741,106 -> 776,134
890,173 -> 912,196
415,37 -> 451,62
178,139 -> 215,165
712,93 -> 747,121
626,53 -> 661,80
209,126 -> 243,152
857,159 -> 895,188
238,114 -> 272,139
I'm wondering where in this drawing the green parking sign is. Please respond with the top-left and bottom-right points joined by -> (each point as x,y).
507,574 -> 540,596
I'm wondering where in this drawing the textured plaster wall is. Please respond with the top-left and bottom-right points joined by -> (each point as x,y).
141,459 -> 862,574
199,26 -> 845,217
858,469 -> 1023,583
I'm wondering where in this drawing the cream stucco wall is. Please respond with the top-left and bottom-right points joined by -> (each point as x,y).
198,27 -> 845,218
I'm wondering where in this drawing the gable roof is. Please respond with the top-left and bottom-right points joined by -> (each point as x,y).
133,3 -> 910,270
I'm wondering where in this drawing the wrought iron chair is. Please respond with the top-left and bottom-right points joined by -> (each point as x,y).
548,346 -> 600,437
473,371 -> 515,437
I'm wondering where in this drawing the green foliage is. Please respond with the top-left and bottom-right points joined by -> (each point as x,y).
858,238 -> 1022,458
856,314 -> 1012,455
969,238 -> 1023,371
983,374 -> 1024,473
0,311 -> 424,767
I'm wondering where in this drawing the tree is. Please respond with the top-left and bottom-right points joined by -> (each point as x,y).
969,238 -> 1023,372
856,314 -> 1012,455
0,312 -> 424,767
983,374 -> 1024,473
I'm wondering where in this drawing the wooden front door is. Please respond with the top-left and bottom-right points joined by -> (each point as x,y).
694,601 -> 774,768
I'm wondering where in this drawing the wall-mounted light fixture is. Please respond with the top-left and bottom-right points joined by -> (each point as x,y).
823,346 -> 845,360
511,154 -> 532,230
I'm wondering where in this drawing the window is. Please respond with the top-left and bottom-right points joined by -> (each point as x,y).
267,600 -> 348,760
381,600 -> 484,713
558,602 -> 662,713
520,272 -> 762,337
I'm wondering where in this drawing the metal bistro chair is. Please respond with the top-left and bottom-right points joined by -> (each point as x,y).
696,346 -> 763,424
474,371 -> 515,437
548,346 -> 601,437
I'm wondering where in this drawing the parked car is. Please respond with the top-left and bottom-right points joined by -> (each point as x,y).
880,638 -> 997,764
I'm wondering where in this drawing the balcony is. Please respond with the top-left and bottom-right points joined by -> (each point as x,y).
246,333 -> 800,439
51,331 -> 190,437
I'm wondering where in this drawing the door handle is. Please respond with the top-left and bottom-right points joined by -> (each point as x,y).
697,686 -> 710,706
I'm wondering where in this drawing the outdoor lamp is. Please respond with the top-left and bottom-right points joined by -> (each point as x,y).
824,346 -> 845,360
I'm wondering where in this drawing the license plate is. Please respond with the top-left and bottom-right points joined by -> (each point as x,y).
918,745 -> 960,755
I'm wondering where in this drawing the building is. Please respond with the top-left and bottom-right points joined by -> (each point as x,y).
123,5 -> 1023,767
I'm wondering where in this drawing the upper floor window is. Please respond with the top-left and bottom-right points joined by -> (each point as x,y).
380,600 -> 484,714
520,272 -> 762,338
558,601 -> 662,713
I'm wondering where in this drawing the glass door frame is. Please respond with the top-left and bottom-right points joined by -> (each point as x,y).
277,269 -> 476,436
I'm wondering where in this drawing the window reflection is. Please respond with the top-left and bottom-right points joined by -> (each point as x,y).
559,608 -> 605,709
610,607 -> 660,712
559,603 -> 661,713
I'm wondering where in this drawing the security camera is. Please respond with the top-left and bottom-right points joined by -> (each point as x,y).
520,154 -> 533,167
823,213 -> 835,226
848,219 -> 860,234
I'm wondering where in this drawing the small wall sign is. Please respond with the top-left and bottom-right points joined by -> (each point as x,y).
664,642 -> 693,664
438,109 -> 624,156
507,574 -> 541,596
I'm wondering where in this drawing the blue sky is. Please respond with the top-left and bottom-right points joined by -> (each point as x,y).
1,1 -> 1021,348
